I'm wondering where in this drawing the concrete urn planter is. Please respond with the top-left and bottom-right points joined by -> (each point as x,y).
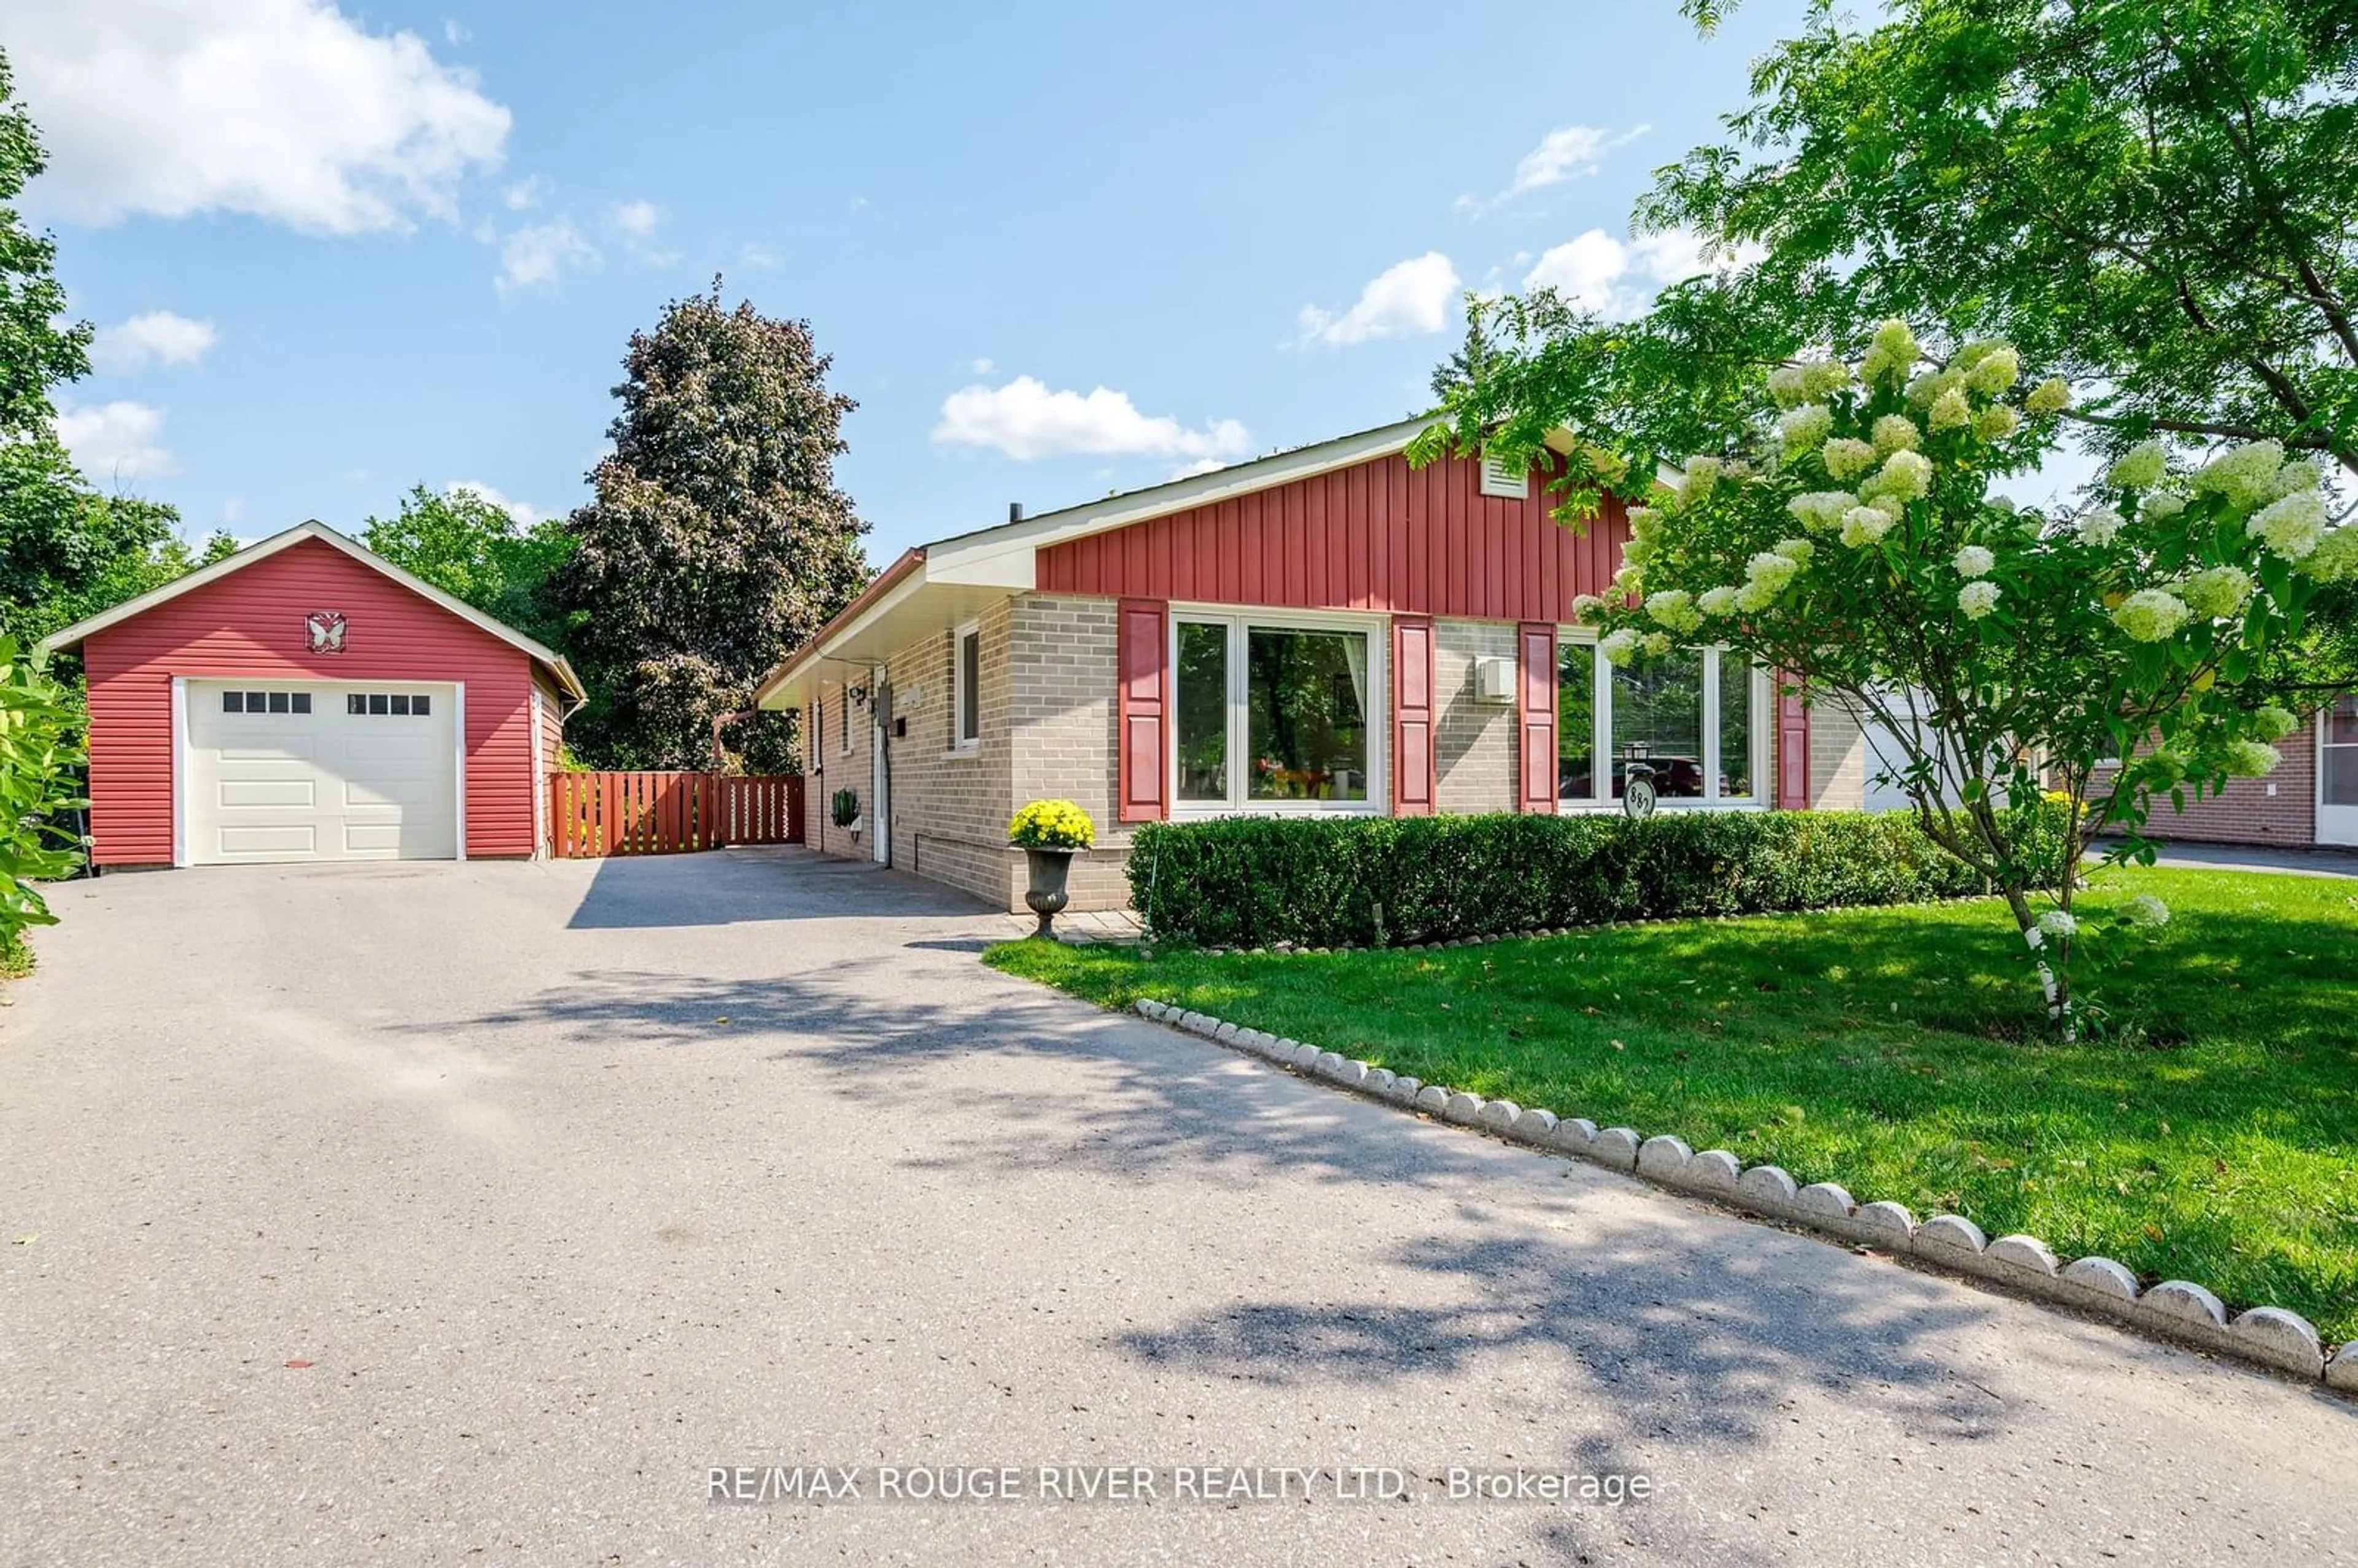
1022,847 -> 1080,938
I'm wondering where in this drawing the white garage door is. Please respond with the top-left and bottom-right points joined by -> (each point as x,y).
185,681 -> 459,863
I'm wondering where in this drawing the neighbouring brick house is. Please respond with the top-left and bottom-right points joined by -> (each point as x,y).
756,418 -> 1888,914
2085,698 -> 2358,849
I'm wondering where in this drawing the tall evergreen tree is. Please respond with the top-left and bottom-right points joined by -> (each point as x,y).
556,282 -> 870,770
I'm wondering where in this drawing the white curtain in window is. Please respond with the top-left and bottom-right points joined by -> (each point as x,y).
1341,633 -> 1368,723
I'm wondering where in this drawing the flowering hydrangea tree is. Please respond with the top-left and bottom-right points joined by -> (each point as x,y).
1549,320 -> 2352,1033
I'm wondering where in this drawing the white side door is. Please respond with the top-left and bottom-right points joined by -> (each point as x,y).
2321,696 -> 2358,846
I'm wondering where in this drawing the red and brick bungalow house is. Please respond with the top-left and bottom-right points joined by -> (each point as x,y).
43,520 -> 585,867
755,417 -> 1888,914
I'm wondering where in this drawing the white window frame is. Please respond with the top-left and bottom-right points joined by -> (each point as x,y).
1167,605 -> 1388,818
837,679 -> 853,757
1553,631 -> 1768,812
948,619 -> 981,757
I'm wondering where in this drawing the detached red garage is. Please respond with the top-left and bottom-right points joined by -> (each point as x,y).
42,521 -> 586,867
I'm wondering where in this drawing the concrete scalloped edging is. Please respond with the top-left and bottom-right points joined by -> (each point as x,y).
1128,996 -> 2355,1393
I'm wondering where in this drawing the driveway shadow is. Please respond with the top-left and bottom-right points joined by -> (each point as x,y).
562,847 -> 996,929
424,956 -> 2095,1487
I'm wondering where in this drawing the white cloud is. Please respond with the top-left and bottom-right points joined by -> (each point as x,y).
739,241 -> 780,270
441,18 -> 470,45
963,357 -> 994,376
933,377 -> 1251,463
54,398 -> 174,481
446,480 -> 547,526
4,0 -> 512,234
89,310 -> 218,374
1169,457 -> 1229,481
608,198 -> 678,265
221,495 -> 247,524
503,176 -> 546,211
496,220 -> 596,293
1522,226 -> 1759,319
1296,252 -> 1461,347
1458,124 -> 1649,215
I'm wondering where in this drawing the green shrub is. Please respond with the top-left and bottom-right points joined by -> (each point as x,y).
1127,807 -> 2066,947
0,638 -> 87,958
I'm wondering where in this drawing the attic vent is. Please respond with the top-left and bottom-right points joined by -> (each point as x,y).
1479,451 -> 1530,500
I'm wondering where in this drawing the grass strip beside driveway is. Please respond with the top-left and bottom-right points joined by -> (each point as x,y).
987,867 -> 2358,1344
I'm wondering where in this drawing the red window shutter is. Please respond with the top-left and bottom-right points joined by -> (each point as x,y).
1776,672 -> 1811,809
1391,616 -> 1436,815
1517,623 -> 1557,813
1116,599 -> 1169,823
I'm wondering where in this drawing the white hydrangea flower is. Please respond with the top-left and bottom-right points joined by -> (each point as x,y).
1787,491 -> 1857,532
1683,454 -> 1724,495
2106,441 -> 2168,492
1869,448 -> 1933,503
2306,527 -> 2358,582
1800,359 -> 1853,400
2111,588 -> 2192,642
2036,909 -> 2078,939
1626,505 -> 1660,534
1861,319 -> 1920,385
2177,565 -> 2254,619
1972,405 -> 2020,441
2251,704 -> 2298,741
2142,492 -> 2187,521
2075,505 -> 2125,546
1821,437 -> 1876,480
1767,365 -> 1808,407
1599,628 -> 1641,666
1697,586 -> 1740,616
1773,537 -> 1815,564
2265,458 -> 2322,501
1746,551 -> 1802,594
1957,580 -> 2001,619
2223,739 -> 2281,777
1871,413 -> 1921,455
1953,545 -> 1996,578
2193,439 -> 2287,510
1929,385 -> 1971,431
2024,376 -> 2072,414
1904,367 -> 1962,411
2123,895 -> 2170,928
1570,593 -> 1607,621
2247,489 -> 2327,559
1611,564 -> 1644,596
1644,589 -> 1703,634
1965,344 -> 2020,394
1733,580 -> 1776,613
1840,506 -> 1896,548
1779,403 -> 1834,452
1621,535 -> 1654,568
1641,631 -> 1674,656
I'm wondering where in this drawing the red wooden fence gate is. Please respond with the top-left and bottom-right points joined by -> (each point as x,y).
548,772 -> 804,857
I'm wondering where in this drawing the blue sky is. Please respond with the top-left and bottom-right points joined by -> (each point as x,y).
11,0 -> 1823,564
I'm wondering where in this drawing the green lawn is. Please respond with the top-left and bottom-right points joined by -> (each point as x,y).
987,866 -> 2358,1343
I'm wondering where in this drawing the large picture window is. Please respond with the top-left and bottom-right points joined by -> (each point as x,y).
1173,614 -> 1381,812
1556,638 -> 1764,808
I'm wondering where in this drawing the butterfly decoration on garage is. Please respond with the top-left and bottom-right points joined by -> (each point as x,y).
305,611 -> 348,654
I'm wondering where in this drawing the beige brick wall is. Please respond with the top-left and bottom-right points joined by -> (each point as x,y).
1008,594 -> 1131,912
1807,694 -> 1869,811
1434,619 -> 1518,813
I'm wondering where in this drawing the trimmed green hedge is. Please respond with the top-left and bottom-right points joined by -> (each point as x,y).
1126,809 -> 2065,948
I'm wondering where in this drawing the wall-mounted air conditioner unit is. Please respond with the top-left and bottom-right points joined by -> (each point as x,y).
1474,654 -> 1516,703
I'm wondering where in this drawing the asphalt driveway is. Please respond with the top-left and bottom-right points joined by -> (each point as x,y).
3,849 -> 2352,1566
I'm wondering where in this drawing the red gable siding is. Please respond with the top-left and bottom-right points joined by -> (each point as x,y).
1037,450 -> 1630,620
80,537 -> 541,864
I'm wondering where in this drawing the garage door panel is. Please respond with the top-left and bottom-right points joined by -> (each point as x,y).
219,779 -> 316,808
220,825 -> 318,855
187,682 -> 457,864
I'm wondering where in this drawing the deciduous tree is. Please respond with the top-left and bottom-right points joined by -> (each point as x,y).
555,283 -> 870,771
